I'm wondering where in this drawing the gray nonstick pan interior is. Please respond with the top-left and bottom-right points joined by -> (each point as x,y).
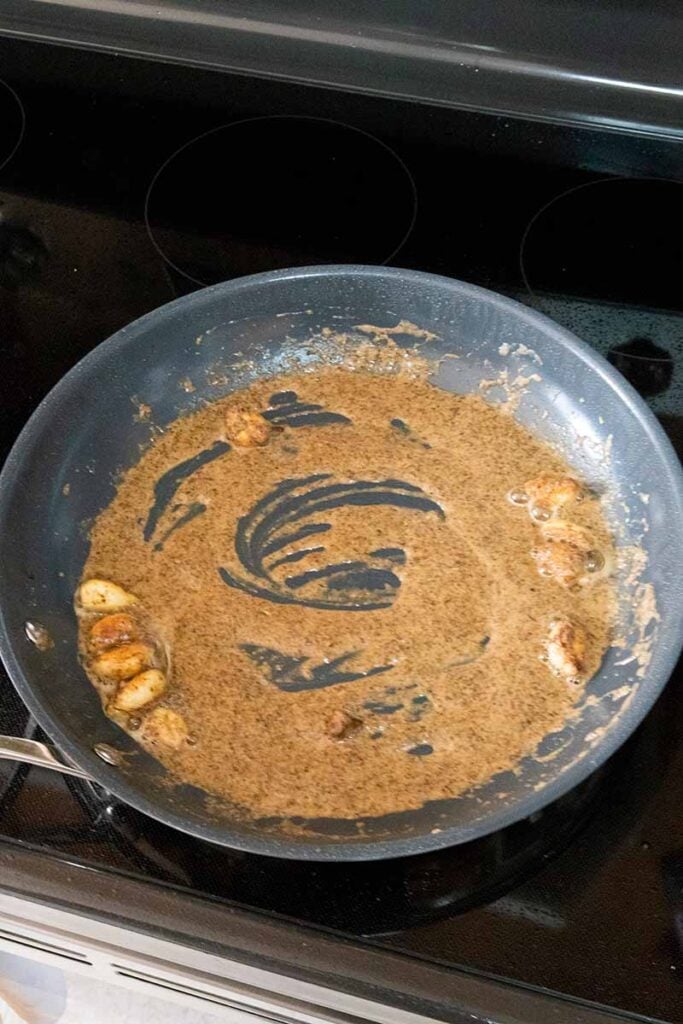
0,265 -> 681,861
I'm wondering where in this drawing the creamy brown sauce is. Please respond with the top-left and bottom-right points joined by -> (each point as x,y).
81,368 -> 615,820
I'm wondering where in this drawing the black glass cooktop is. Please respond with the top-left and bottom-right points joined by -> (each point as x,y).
0,37 -> 681,1024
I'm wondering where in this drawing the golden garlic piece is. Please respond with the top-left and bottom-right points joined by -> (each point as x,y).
141,707 -> 189,749
114,669 -> 167,711
326,710 -> 362,739
524,474 -> 583,517
546,618 -> 587,682
532,520 -> 602,587
78,578 -> 136,612
93,642 -> 153,681
224,408 -> 272,447
89,612 -> 139,650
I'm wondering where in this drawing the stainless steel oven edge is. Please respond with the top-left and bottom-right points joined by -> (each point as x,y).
0,883 -> 645,1024
0,890 -> 443,1024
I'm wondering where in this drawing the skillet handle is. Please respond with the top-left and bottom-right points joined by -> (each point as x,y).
0,735 -> 92,780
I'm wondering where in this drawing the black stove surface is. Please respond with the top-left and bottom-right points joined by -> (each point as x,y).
0,37 -> 682,1023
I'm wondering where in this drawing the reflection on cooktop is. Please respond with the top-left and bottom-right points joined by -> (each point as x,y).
0,78 -> 24,173
519,177 -> 683,311
144,116 -> 417,286
608,336 -> 674,398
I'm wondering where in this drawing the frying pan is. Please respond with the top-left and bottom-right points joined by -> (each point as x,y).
0,265 -> 681,861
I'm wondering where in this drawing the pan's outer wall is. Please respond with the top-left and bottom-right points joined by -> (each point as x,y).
0,266 -> 681,861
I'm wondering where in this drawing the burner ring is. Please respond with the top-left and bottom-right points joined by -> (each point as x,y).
519,175 -> 683,310
144,115 -> 417,286
0,77 -> 25,174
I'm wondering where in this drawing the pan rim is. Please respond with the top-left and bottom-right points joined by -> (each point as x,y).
0,264 -> 682,861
